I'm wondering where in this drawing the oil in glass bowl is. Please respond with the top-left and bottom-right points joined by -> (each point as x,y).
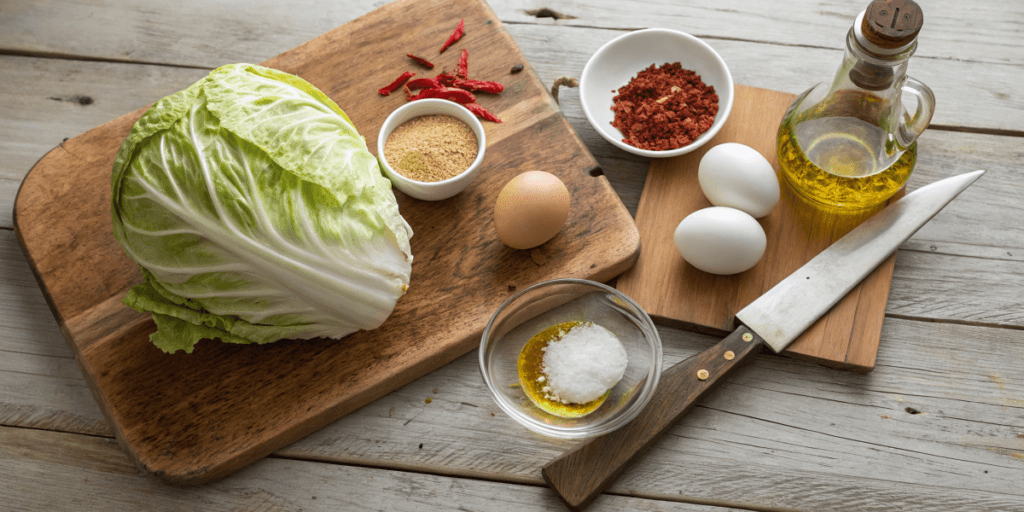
516,321 -> 610,418
479,278 -> 662,439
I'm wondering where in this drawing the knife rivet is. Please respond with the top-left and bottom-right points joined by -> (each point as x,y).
724,351 -> 735,360
697,369 -> 709,380
742,333 -> 753,342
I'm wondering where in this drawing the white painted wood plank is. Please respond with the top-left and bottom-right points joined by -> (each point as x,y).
0,426 -> 746,512
3,0 -> 1019,66
0,2 -> 1021,132
889,249 -> 1024,327
0,0 -> 369,68
0,56 -> 210,228
507,24 -> 1024,133
495,0 -> 1024,66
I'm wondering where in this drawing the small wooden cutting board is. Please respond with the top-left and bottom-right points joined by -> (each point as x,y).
13,0 -> 639,484
616,85 -> 897,372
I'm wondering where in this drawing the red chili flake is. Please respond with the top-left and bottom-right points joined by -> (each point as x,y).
407,54 -> 435,69
465,103 -> 502,123
408,86 -> 477,104
378,71 -> 415,96
439,19 -> 465,53
456,49 -> 469,79
610,62 -> 718,151
455,79 -> 503,94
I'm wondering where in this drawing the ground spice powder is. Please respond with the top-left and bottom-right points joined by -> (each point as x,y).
611,62 -> 719,151
383,115 -> 478,182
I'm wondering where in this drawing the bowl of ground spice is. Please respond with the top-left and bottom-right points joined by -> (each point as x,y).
579,28 -> 734,158
479,279 -> 662,438
377,99 -> 486,201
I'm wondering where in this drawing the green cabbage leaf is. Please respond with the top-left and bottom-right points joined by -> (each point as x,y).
111,63 -> 413,354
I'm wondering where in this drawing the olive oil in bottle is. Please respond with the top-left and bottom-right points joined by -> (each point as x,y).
778,115 -> 916,211
776,0 -> 933,212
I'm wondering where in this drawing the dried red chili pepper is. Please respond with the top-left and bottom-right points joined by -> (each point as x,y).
465,103 -> 502,123
611,62 -> 718,151
437,72 -> 457,87
406,77 -> 443,91
408,86 -> 476,104
378,71 -> 415,96
376,21 -> 504,123
439,19 -> 465,53
456,49 -> 469,79
455,79 -> 503,94
407,54 -> 435,69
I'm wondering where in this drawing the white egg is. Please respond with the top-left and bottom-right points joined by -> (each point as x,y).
698,143 -> 780,218
673,207 -> 766,275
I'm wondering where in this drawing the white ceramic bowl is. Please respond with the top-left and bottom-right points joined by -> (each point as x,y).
579,28 -> 734,158
479,279 -> 662,438
377,99 -> 486,201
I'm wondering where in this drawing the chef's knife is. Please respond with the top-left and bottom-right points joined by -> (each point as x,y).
542,170 -> 986,511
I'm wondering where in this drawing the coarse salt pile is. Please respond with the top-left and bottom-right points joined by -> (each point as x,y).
540,323 -> 628,404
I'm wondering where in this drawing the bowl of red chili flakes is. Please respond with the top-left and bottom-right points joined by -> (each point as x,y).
579,28 -> 734,158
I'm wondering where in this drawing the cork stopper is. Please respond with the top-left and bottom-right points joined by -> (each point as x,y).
861,0 -> 923,49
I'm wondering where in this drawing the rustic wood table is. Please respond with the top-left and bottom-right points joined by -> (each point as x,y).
2,1 -> 1022,510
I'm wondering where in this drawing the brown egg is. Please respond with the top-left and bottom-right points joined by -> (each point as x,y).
494,171 -> 571,250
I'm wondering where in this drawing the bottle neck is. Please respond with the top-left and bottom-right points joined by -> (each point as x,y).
843,10 -> 916,92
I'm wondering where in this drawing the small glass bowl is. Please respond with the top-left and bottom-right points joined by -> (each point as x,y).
377,99 -> 486,201
479,279 -> 662,438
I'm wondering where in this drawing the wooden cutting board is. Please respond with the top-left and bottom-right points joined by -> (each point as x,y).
616,85 -> 897,373
13,0 -> 639,484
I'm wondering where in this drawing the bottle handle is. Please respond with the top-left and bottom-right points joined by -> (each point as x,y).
898,77 -> 936,147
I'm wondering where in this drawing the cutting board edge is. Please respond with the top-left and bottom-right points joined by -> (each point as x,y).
649,310 -> 879,373
13,143 -> 67,319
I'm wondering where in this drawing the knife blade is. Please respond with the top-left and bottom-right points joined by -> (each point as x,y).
542,170 -> 985,511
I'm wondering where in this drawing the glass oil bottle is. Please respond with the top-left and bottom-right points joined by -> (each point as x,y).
777,0 -> 935,211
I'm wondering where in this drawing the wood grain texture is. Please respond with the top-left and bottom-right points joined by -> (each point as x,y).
11,0 -> 639,484
2,0 -> 1023,510
543,327 -> 764,511
0,425 -> 749,512
616,85 -> 896,371
3,1 -> 1021,133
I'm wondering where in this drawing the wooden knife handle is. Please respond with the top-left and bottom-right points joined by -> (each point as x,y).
541,326 -> 764,511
